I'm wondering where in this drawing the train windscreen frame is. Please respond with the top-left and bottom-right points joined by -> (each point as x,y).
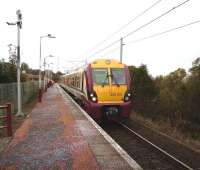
111,68 -> 126,85
92,68 -> 109,85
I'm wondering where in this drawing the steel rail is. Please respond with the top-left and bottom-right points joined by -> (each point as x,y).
60,84 -> 194,170
116,121 -> 194,170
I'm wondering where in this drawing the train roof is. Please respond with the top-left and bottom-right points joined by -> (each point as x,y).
62,59 -> 126,77
62,68 -> 84,77
91,59 -> 125,68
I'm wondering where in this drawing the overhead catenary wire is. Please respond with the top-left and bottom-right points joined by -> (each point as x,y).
71,46 -> 121,70
86,0 -> 191,61
123,0 -> 190,39
87,39 -> 120,60
88,0 -> 163,52
100,46 -> 121,58
78,16 -> 199,68
126,19 -> 200,45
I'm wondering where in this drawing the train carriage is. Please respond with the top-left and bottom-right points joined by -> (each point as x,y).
61,59 -> 132,122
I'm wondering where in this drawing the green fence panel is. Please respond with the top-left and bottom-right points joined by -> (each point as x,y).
0,81 -> 39,113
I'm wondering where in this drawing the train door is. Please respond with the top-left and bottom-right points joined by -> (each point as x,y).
82,71 -> 88,99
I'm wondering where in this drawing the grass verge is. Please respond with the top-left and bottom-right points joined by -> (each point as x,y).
131,111 -> 200,153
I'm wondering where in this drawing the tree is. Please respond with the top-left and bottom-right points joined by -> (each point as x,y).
52,71 -> 64,82
9,54 -> 17,65
186,57 -> 200,124
8,45 -> 17,65
21,62 -> 29,72
0,60 -> 17,83
155,68 -> 187,126
129,65 -> 158,118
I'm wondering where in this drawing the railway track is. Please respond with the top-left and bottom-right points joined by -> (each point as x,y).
61,87 -> 199,170
101,120 -> 195,170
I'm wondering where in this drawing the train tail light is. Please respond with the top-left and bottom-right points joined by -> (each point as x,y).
124,91 -> 132,102
89,91 -> 98,103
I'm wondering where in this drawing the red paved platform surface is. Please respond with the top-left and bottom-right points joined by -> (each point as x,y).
0,85 -> 99,170
0,84 -> 138,170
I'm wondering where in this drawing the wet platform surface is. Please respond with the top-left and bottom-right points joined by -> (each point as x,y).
0,84 -> 140,170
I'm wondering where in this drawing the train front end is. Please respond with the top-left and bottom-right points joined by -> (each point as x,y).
86,59 -> 132,121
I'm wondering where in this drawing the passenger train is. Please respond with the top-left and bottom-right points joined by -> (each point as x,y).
60,59 -> 132,122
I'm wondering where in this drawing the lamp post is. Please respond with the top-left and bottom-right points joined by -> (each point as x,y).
38,34 -> 56,102
120,37 -> 125,63
46,63 -> 53,87
43,55 -> 54,91
7,10 -> 24,116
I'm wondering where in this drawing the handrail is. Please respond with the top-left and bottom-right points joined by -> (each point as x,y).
0,103 -> 12,137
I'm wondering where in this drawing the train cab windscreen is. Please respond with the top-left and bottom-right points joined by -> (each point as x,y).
111,68 -> 126,85
92,68 -> 108,85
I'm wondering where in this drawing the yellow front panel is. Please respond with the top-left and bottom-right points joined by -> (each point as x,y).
91,59 -> 124,68
91,59 -> 128,104
94,85 -> 127,103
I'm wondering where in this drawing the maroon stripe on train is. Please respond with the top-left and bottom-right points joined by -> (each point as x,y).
85,64 -> 93,92
125,66 -> 131,90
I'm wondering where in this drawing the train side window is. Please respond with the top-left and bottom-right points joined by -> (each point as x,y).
81,72 -> 84,91
77,77 -> 80,89
72,77 -> 74,86
74,77 -> 76,87
76,76 -> 78,88
70,78 -> 72,86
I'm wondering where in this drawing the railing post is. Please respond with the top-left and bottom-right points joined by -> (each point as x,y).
38,88 -> 42,102
6,103 -> 12,137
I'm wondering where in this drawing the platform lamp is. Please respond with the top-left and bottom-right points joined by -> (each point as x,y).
7,10 -> 24,117
43,55 -> 54,91
38,34 -> 56,102
48,62 -> 54,81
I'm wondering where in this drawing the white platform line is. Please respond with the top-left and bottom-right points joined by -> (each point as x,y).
58,85 -> 142,170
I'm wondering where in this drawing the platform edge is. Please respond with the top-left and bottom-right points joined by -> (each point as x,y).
58,84 -> 142,170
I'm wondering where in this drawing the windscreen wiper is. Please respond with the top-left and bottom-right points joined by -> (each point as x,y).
101,73 -> 108,87
111,74 -> 120,87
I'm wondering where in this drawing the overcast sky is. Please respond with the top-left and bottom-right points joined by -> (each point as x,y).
0,0 -> 200,76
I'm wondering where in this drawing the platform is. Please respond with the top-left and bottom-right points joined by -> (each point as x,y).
0,84 -> 141,170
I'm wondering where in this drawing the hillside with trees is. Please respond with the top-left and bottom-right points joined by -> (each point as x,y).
0,58 -> 63,83
129,57 -> 200,139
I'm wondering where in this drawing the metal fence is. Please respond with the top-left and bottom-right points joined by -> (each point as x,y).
0,81 -> 40,113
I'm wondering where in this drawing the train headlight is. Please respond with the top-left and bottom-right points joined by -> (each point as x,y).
89,91 -> 98,103
124,96 -> 130,101
124,91 -> 131,102
92,96 -> 97,102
